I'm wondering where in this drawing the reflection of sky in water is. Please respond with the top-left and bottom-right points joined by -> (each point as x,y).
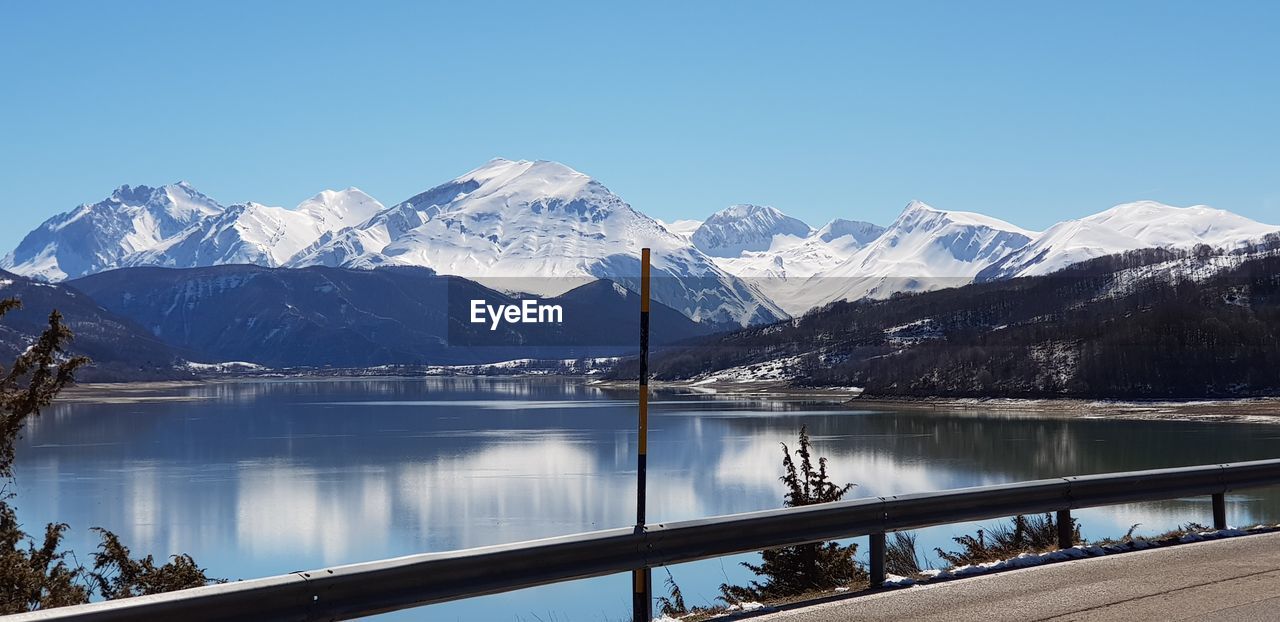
14,378 -> 1280,620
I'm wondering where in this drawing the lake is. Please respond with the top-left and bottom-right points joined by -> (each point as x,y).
14,378 -> 1280,620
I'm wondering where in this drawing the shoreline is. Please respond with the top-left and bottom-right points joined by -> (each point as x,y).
846,395 -> 1280,424
59,375 -> 1280,423
594,378 -> 1280,424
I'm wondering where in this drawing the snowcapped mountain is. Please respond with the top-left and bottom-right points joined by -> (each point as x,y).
9,162 -> 1279,326
1,183 -> 223,281
0,185 -> 383,278
289,187 -> 443,269
978,219 -> 1145,281
1083,201 -> 1276,248
690,204 -> 813,257
703,212 -> 887,315
839,201 -> 1035,276
296,188 -> 386,232
126,202 -> 330,268
292,159 -> 786,326
125,189 -> 384,269
788,201 -> 1037,311
979,201 -> 1280,281
710,217 -> 886,278
816,218 -> 886,246
698,198 -> 1279,315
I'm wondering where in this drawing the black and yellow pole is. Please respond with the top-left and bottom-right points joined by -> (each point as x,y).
631,248 -> 652,622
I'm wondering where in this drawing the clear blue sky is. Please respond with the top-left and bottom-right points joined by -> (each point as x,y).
2,1 -> 1277,251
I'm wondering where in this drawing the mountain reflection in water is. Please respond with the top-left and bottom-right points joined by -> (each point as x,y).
16,378 -> 1280,620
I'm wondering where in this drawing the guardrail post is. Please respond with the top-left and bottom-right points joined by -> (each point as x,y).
632,566 -> 651,622
1056,509 -> 1073,549
869,532 -> 886,588
1212,492 -> 1227,530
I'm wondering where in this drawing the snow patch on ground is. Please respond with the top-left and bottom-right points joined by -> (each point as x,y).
884,319 -> 941,345
183,361 -> 265,372
414,357 -> 622,376
694,355 -> 807,383
723,601 -> 770,613
914,525 -> 1266,585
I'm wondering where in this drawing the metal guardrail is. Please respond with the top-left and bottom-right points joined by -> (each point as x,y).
11,458 -> 1280,622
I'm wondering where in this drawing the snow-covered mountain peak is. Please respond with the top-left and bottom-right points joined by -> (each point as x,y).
895,200 -> 1037,237
108,183 -> 157,204
771,200 -> 1038,312
715,204 -> 790,221
691,204 -> 813,257
290,160 -> 786,326
977,201 -> 1279,282
699,211 -> 885,316
1090,199 -> 1205,219
1082,200 -> 1278,248
1,182 -> 226,280
296,187 -> 385,230
452,158 -> 596,204
121,181 -> 220,213
124,196 -> 366,270
816,218 -> 886,245
836,200 -> 1035,276
101,182 -> 223,220
901,198 -> 931,212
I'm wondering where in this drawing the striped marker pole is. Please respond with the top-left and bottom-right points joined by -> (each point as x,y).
632,248 -> 652,622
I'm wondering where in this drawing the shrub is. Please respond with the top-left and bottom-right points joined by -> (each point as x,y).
721,426 -> 865,602
936,513 -> 1079,567
885,531 -> 926,576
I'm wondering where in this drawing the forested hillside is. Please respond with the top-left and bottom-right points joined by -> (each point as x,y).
635,237 -> 1280,398
0,270 -> 190,380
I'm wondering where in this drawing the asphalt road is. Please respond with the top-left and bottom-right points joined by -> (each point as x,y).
756,531 -> 1280,621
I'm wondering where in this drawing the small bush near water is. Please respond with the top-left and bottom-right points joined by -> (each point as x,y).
935,513 -> 1079,567
719,426 -> 866,603
885,531 -> 927,576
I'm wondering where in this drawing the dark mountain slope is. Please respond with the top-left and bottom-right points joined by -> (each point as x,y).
71,265 -> 711,367
0,269 -> 190,380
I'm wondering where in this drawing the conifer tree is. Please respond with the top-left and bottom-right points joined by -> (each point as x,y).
722,426 -> 864,602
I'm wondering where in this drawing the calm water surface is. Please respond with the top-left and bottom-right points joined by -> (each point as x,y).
15,378 -> 1280,620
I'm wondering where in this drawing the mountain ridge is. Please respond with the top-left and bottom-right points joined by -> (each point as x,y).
690,204 -> 813,257
5,159 -> 1278,320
